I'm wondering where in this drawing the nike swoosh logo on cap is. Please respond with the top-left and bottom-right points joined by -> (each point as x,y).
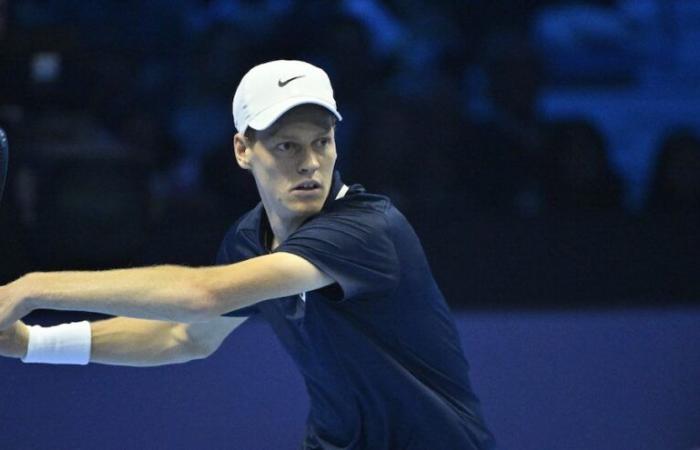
278,75 -> 305,87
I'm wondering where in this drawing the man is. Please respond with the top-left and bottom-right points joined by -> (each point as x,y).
0,60 -> 494,449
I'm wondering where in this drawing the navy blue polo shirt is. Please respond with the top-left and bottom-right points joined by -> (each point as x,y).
216,172 -> 494,450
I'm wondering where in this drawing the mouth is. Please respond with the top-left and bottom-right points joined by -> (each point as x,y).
291,180 -> 322,192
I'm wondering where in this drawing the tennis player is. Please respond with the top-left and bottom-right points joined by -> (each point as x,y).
0,60 -> 494,449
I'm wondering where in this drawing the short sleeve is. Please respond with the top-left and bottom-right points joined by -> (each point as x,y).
275,204 -> 400,300
215,228 -> 260,317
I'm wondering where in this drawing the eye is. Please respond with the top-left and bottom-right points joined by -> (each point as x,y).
315,137 -> 332,149
275,142 -> 298,153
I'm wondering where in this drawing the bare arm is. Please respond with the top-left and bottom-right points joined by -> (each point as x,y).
90,315 -> 248,367
0,321 -> 29,359
0,316 -> 247,367
0,252 -> 333,329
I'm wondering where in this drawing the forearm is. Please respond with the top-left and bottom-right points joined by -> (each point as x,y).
17,265 -> 214,323
2,253 -> 332,329
91,317 -> 206,367
0,321 -> 29,359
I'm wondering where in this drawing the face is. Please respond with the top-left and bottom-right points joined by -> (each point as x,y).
234,106 -> 337,224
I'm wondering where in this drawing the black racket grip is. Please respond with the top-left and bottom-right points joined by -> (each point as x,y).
0,128 -> 8,204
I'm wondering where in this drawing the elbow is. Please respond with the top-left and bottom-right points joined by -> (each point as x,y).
171,324 -> 220,361
180,266 -> 247,322
182,282 -> 220,323
182,264 -> 265,322
186,341 -> 218,361
186,282 -> 240,322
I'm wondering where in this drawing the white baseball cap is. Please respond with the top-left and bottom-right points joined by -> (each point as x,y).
232,60 -> 343,134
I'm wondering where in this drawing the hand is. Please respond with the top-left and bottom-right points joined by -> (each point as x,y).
0,279 -> 32,331
0,321 -> 29,359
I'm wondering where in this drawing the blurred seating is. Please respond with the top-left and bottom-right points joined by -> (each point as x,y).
541,119 -> 623,214
1,0 -> 699,308
645,128 -> 700,216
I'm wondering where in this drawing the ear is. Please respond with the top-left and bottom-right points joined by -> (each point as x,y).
233,133 -> 252,170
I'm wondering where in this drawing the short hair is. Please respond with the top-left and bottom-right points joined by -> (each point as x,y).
244,126 -> 258,143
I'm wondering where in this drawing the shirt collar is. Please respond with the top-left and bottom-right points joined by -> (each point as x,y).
323,170 -> 346,209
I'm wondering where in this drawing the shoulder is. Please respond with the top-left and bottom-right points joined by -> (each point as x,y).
276,185 -> 404,299
288,184 -> 403,245
325,184 -> 393,219
318,184 -> 420,251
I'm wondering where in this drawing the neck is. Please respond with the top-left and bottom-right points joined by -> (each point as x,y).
265,209 -> 307,250
262,183 -> 347,250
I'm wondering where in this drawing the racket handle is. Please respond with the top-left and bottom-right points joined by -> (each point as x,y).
0,127 -> 8,204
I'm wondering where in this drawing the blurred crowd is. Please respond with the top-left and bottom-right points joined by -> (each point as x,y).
0,0 -> 698,305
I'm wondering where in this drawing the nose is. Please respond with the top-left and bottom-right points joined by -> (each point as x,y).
298,146 -> 320,174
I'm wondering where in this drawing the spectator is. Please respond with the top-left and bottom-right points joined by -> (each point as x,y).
646,129 -> 700,216
464,29 -> 546,216
542,119 -> 623,214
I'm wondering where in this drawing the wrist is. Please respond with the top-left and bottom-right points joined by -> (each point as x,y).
16,322 -> 29,359
22,321 -> 92,365
0,321 -> 30,359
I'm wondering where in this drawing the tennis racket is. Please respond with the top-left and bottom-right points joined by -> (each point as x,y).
0,128 -> 8,205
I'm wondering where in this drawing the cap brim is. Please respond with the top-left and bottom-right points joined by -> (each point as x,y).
247,97 -> 343,132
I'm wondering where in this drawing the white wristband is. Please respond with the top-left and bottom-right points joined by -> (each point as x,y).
22,321 -> 92,365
